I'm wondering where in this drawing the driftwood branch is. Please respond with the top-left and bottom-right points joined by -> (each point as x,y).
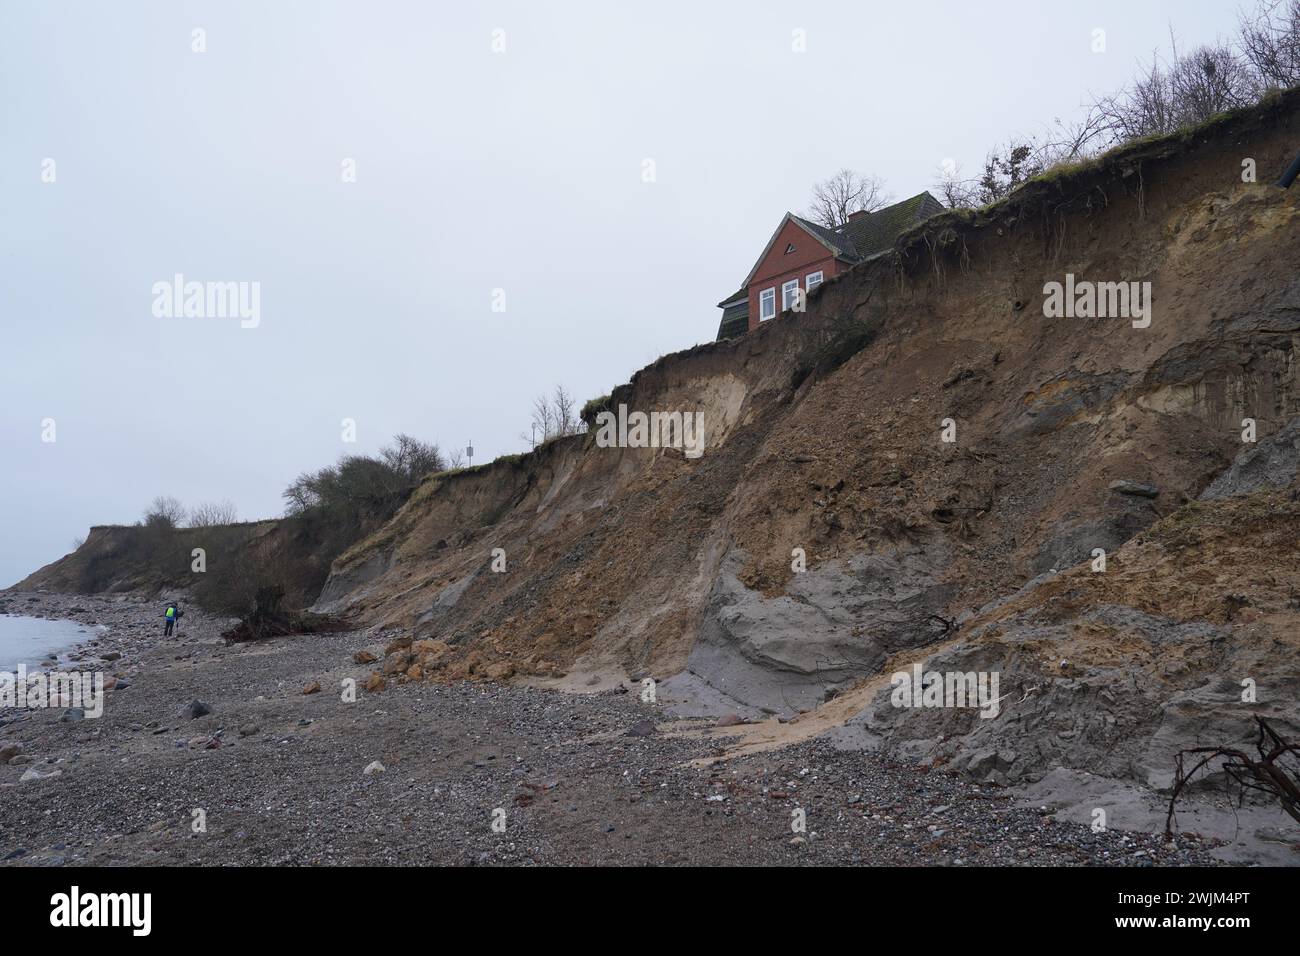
1165,716 -> 1300,839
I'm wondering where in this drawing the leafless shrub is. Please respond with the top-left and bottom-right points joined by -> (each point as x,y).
1094,38 -> 1260,143
379,433 -> 446,481
804,169 -> 891,228
1169,43 -> 1261,122
938,109 -> 1108,209
933,161 -> 980,210
1033,108 -> 1110,168
282,433 -> 445,518
142,495 -> 186,529
935,2 -> 1291,212
1094,52 -> 1179,141
188,499 -> 239,527
1239,0 -> 1300,90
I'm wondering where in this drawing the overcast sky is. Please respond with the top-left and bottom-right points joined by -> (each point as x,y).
0,0 -> 1246,586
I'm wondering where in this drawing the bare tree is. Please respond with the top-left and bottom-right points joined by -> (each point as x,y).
933,161 -> 979,209
379,433 -> 446,481
142,495 -> 186,529
189,499 -> 239,527
1169,43 -> 1260,125
1094,34 -> 1261,144
804,169 -> 891,228
1239,0 -> 1300,90
1034,108 -> 1109,168
524,385 -> 584,447
1094,51 -> 1179,142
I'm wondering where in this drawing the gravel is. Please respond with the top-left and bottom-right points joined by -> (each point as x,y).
0,592 -> 1228,866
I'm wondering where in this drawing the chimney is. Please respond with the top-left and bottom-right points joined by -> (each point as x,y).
847,209 -> 871,222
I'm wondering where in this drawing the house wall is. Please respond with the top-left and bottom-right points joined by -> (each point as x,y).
745,219 -> 841,332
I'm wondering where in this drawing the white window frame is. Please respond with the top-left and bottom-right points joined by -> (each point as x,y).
806,270 -> 823,291
782,279 -> 800,311
759,287 -> 776,321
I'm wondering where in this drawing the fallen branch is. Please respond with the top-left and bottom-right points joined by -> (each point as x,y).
1165,716 -> 1300,839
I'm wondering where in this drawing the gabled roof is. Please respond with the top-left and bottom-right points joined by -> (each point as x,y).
736,212 -> 857,290
789,215 -> 859,259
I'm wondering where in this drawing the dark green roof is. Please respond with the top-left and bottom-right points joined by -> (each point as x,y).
837,191 -> 946,260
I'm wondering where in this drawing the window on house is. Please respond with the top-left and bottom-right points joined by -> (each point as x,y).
782,279 -> 800,311
759,288 -> 776,321
806,271 -> 823,291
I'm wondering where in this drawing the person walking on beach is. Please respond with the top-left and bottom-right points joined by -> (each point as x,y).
164,602 -> 177,638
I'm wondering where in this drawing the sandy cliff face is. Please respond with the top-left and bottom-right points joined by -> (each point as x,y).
23,91 -> 1300,792
314,91 -> 1300,786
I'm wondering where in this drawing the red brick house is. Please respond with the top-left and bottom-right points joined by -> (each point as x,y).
715,191 -> 945,339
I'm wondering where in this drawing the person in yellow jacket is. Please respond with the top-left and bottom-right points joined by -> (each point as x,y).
163,602 -> 178,638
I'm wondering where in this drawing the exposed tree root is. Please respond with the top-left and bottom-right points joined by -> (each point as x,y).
1165,716 -> 1300,838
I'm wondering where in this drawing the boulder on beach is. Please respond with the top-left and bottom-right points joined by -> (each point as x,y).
179,699 -> 212,720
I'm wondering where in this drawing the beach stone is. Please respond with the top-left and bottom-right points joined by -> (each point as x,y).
7,755 -> 33,766
383,636 -> 413,655
302,681 -> 322,695
363,672 -> 386,693
19,767 -> 62,783
716,713 -> 745,727
239,724 -> 259,737
180,699 -> 212,719
625,719 -> 656,738
0,744 -> 22,763
352,650 -> 378,665
363,760 -> 385,776
382,651 -> 412,675
58,708 -> 84,722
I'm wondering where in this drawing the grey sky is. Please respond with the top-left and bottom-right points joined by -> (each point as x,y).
0,0 -> 1245,586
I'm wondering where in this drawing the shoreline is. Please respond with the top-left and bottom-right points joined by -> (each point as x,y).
0,590 -> 1279,866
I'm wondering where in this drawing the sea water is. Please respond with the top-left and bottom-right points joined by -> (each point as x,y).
0,615 -> 89,670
